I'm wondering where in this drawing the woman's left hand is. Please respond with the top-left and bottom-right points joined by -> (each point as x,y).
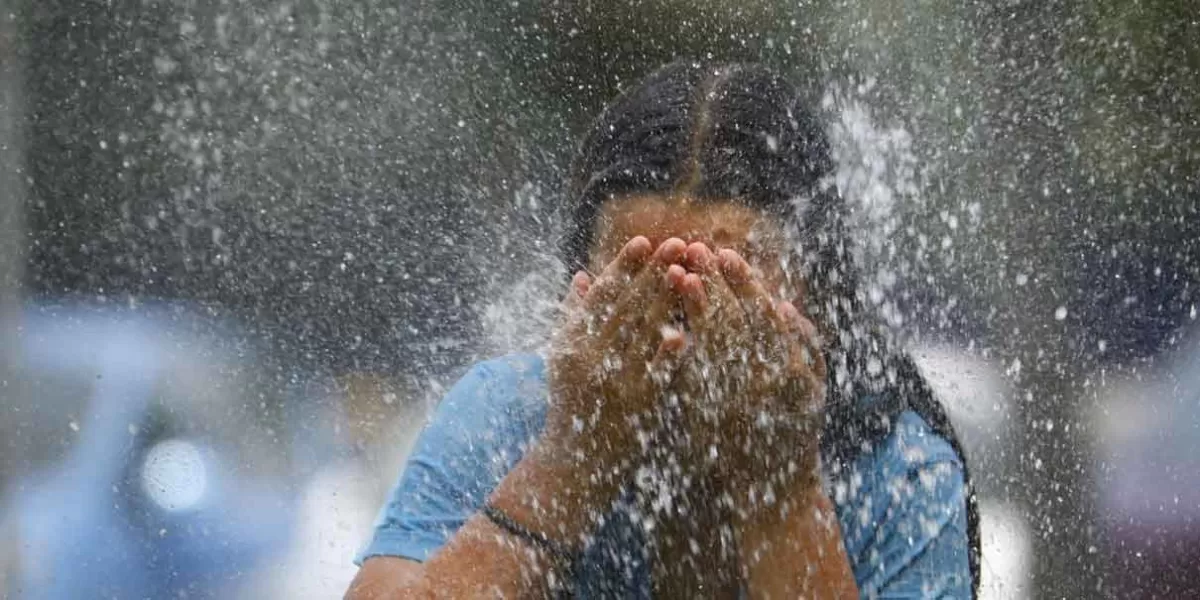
666,243 -> 828,522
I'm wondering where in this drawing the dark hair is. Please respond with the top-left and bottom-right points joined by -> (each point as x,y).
562,62 -> 830,271
561,61 -> 981,597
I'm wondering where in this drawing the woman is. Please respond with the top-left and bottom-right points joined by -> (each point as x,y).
346,62 -> 978,598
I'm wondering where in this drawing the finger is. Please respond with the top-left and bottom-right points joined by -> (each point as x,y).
676,245 -> 719,312
590,238 -> 686,339
704,271 -> 744,325
574,270 -> 593,297
670,251 -> 745,345
648,326 -> 688,386
652,237 -> 688,267
785,353 -> 827,415
718,248 -> 778,328
584,236 -> 654,311
561,270 -> 592,314
648,329 -> 692,436
682,242 -> 718,275
777,301 -> 820,344
670,267 -> 749,380
679,242 -> 726,327
666,264 -> 704,320
771,302 -> 827,414
777,301 -> 827,378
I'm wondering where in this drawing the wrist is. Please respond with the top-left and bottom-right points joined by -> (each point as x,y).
735,483 -> 832,571
487,438 -> 625,551
723,459 -> 823,523
736,485 -> 855,599
732,480 -> 828,536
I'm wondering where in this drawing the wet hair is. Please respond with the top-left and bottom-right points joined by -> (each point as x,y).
561,61 -> 980,596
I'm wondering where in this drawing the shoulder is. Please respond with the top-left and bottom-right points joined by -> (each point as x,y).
467,353 -> 547,381
427,353 -> 549,437
446,353 -> 547,400
830,410 -> 964,504
881,410 -> 964,473
832,410 -> 971,596
865,410 -> 965,529
354,354 -> 550,565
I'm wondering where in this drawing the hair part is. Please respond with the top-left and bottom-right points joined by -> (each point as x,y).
562,62 -> 832,271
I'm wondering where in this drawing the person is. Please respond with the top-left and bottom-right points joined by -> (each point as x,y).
345,62 -> 978,598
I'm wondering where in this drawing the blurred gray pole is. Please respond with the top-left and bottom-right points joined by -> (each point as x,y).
0,4 -> 24,352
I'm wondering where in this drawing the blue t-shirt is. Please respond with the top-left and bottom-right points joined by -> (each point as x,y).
357,354 -> 970,598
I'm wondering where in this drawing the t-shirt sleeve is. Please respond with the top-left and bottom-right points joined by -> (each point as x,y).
836,411 -> 972,598
354,356 -> 546,565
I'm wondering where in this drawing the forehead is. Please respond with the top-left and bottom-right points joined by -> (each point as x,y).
595,194 -> 784,245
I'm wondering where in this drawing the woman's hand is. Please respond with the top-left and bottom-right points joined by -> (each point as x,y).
667,243 -> 828,522
489,237 -> 690,553
541,236 -> 691,499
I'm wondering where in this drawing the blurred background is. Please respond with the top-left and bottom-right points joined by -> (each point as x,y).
0,1 -> 1197,598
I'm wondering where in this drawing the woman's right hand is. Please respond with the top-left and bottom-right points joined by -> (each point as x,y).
541,236 -> 690,496
487,236 -> 690,556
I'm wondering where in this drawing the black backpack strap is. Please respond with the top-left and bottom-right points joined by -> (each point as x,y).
820,355 -> 982,599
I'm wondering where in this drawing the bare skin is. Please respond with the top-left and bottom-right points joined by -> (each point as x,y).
346,195 -> 857,599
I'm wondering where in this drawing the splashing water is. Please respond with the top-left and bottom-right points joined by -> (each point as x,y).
824,82 -> 920,331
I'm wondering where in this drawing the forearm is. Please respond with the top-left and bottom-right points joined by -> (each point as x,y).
738,486 -> 858,599
372,442 -> 614,599
395,515 -> 560,599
